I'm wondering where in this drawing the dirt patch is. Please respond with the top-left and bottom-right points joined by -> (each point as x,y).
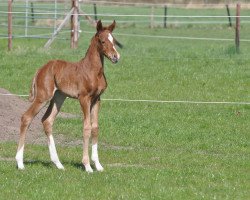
0,88 -> 134,151
0,88 -> 79,145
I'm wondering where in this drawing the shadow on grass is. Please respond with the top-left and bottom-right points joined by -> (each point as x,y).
64,161 -> 96,172
24,160 -> 53,168
23,160 -> 96,171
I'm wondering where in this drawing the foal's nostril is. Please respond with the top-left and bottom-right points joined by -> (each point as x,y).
111,55 -> 118,63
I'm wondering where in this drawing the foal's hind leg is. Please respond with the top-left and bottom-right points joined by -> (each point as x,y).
42,91 -> 66,169
16,100 -> 46,169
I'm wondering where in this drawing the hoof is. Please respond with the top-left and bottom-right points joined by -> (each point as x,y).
17,162 -> 25,170
55,162 -> 65,170
95,163 -> 104,172
17,166 -> 25,170
84,164 -> 93,173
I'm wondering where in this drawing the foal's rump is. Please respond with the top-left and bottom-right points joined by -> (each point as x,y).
28,60 -> 62,102
29,60 -> 85,101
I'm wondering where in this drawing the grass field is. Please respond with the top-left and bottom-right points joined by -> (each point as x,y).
0,3 -> 250,200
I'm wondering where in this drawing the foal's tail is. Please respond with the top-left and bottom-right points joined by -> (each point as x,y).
28,70 -> 39,102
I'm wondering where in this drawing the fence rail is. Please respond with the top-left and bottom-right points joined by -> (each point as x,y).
1,93 -> 249,105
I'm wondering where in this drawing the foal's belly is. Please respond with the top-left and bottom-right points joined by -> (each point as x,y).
56,82 -> 106,100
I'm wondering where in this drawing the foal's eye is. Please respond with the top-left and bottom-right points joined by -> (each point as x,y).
101,41 -> 105,44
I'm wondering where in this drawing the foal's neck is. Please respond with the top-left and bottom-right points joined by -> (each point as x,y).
81,37 -> 104,69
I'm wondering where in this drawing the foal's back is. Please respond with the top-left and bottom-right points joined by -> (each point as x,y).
36,59 -> 94,100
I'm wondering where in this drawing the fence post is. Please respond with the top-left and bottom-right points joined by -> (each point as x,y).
93,3 -> 97,21
8,0 -> 12,51
71,0 -> 79,49
235,3 -> 240,53
54,0 -> 57,34
164,5 -> 167,28
31,2 -> 35,24
226,4 -> 232,27
44,8 -> 74,49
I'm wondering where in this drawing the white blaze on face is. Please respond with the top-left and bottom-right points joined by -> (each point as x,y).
108,33 -> 120,60
108,33 -> 114,44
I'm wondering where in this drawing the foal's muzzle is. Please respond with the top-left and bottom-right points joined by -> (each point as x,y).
110,52 -> 120,64
111,55 -> 119,63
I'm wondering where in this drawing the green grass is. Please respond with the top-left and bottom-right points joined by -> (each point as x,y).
0,4 -> 250,200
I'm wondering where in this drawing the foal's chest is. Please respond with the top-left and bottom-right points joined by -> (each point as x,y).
96,73 -> 107,95
87,72 -> 107,98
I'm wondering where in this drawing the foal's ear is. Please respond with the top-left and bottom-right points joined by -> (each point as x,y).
108,20 -> 116,32
96,20 -> 103,32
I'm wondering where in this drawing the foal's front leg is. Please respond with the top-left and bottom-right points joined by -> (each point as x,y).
91,99 -> 104,172
79,96 -> 93,173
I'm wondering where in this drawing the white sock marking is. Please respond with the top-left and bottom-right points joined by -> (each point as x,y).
48,135 -> 64,169
108,33 -> 120,60
16,145 -> 25,170
91,144 -> 104,171
91,144 -> 98,161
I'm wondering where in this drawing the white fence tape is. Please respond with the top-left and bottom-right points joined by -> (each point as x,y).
0,93 -> 249,105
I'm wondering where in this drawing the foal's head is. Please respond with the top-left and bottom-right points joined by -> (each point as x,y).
96,20 -> 120,63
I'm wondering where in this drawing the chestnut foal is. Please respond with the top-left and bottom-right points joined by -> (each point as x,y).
15,20 -> 120,173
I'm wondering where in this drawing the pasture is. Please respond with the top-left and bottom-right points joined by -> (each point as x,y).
0,3 -> 249,200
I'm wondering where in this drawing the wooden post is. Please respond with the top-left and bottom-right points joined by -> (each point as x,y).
235,3 -> 240,53
8,0 -> 12,51
71,0 -> 79,49
54,0 -> 57,34
164,5 -> 167,28
44,8 -> 74,49
226,4 -> 232,27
